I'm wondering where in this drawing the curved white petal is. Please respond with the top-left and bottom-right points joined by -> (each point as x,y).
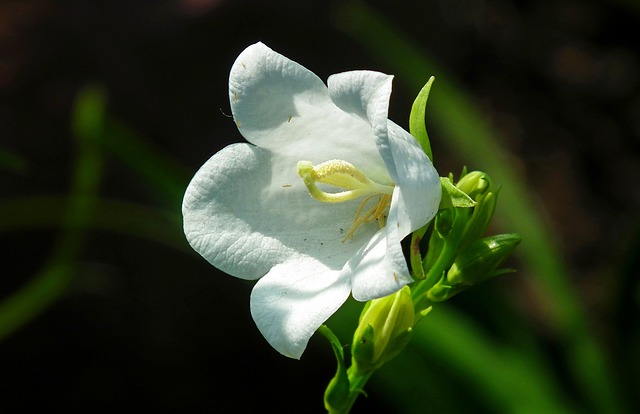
182,143 -> 381,280
347,230 -> 410,301
328,70 -> 441,286
183,143 -> 290,279
382,122 -> 441,283
327,71 -> 397,181
230,43 -> 389,184
229,42 -> 328,145
250,259 -> 351,359
387,121 -> 441,238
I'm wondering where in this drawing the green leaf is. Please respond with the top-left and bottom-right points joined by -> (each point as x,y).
318,325 -> 351,411
0,85 -> 106,342
409,76 -> 435,161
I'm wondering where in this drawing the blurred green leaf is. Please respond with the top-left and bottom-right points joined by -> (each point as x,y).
0,196 -> 186,251
101,118 -> 190,205
382,306 -> 577,414
0,85 -> 106,341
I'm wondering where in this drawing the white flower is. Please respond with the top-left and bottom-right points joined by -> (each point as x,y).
182,42 -> 441,359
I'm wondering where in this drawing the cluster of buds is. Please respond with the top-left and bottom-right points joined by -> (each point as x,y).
425,170 -> 521,302
347,169 -> 521,380
352,171 -> 521,378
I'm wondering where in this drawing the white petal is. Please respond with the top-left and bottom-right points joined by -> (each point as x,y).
230,43 -> 390,184
250,259 -> 351,359
183,143 -> 289,279
327,71 -> 398,180
327,71 -> 392,127
347,230 -> 411,301
387,120 -> 441,238
229,42 -> 328,145
381,186 -> 415,285
182,143 -> 382,280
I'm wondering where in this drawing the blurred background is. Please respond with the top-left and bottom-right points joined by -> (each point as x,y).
1,0 -> 638,412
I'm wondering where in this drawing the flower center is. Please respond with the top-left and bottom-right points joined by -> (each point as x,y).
296,160 -> 394,241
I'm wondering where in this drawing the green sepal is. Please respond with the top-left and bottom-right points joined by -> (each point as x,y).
410,223 -> 430,280
414,305 -> 433,325
319,325 -> 351,411
409,76 -> 435,161
439,177 -> 476,210
378,328 -> 413,365
426,279 -> 455,302
351,324 -> 376,375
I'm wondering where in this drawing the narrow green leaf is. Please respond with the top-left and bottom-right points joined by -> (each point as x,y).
409,76 -> 435,161
101,119 -> 190,205
318,325 -> 351,411
0,85 -> 106,341
0,196 -> 186,251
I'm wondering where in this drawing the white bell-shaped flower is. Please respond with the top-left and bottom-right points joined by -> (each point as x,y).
182,42 -> 440,358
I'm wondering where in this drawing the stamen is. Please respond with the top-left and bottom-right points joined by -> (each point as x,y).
342,194 -> 391,242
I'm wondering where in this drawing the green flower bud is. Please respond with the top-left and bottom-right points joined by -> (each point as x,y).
456,171 -> 492,200
447,233 -> 521,286
426,233 -> 521,302
352,286 -> 415,372
457,171 -> 498,246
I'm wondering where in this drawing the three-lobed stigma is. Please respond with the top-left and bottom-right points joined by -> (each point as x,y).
297,160 -> 394,241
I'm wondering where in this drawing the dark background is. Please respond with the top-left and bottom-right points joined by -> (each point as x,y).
1,0 -> 638,412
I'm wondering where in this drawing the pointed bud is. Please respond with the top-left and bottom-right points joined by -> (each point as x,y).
456,171 -> 492,200
456,171 -> 498,245
447,233 -> 521,285
352,286 -> 415,372
427,234 -> 521,301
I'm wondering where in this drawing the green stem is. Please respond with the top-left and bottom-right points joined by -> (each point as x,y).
412,210 -> 467,310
